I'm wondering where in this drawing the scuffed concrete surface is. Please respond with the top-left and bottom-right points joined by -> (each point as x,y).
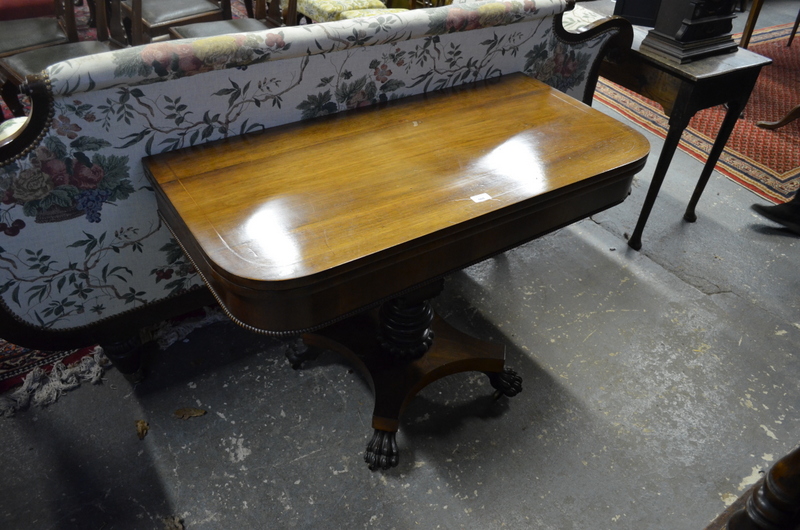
1,215 -> 797,529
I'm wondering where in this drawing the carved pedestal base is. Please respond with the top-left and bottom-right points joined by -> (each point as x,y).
295,310 -> 521,470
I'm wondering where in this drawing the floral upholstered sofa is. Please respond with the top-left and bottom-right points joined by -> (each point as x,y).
0,0 -> 632,377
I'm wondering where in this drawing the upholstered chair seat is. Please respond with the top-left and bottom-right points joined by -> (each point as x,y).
122,0 -> 223,26
0,18 -> 69,57
115,0 -> 232,45
170,18 -> 270,39
0,41 -> 112,80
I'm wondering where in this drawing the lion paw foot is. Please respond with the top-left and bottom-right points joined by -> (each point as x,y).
486,367 -> 522,398
364,429 -> 399,470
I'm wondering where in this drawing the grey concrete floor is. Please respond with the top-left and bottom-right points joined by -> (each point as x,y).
2,1 -> 799,528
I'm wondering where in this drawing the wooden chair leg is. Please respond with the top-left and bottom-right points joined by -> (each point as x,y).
726,444 -> 800,529
739,0 -> 764,49
756,104 -> 800,130
789,8 -> 800,47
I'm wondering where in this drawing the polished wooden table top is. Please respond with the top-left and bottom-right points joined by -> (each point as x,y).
144,73 -> 649,333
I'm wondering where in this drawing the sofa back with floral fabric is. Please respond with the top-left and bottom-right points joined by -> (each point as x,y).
0,0 -> 630,356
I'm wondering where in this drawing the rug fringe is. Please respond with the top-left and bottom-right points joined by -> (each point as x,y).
0,347 -> 107,417
0,306 -> 228,415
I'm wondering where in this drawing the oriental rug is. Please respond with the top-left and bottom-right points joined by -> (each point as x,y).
594,24 -> 800,204
0,341 -> 107,415
0,340 -> 101,393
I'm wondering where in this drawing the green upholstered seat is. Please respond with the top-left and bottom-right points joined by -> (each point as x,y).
122,0 -> 223,26
0,41 -> 112,77
0,18 -> 69,58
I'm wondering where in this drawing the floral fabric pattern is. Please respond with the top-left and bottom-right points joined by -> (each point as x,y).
525,33 -> 592,95
0,0 -> 624,330
45,0 -> 569,96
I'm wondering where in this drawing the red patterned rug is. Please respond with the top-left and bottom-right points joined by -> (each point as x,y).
0,341 -> 107,413
0,340 -> 101,393
595,24 -> 800,204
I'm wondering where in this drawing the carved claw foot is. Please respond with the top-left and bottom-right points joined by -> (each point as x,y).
285,338 -> 322,369
486,367 -> 522,399
364,429 -> 399,471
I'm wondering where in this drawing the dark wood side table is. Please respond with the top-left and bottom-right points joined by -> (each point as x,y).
599,26 -> 771,250
143,73 -> 649,470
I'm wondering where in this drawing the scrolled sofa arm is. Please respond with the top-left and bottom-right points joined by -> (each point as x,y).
552,11 -> 633,104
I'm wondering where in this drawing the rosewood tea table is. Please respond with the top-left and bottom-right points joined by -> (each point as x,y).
143,73 -> 649,470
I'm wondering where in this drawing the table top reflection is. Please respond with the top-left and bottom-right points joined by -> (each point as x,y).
145,74 -> 647,285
